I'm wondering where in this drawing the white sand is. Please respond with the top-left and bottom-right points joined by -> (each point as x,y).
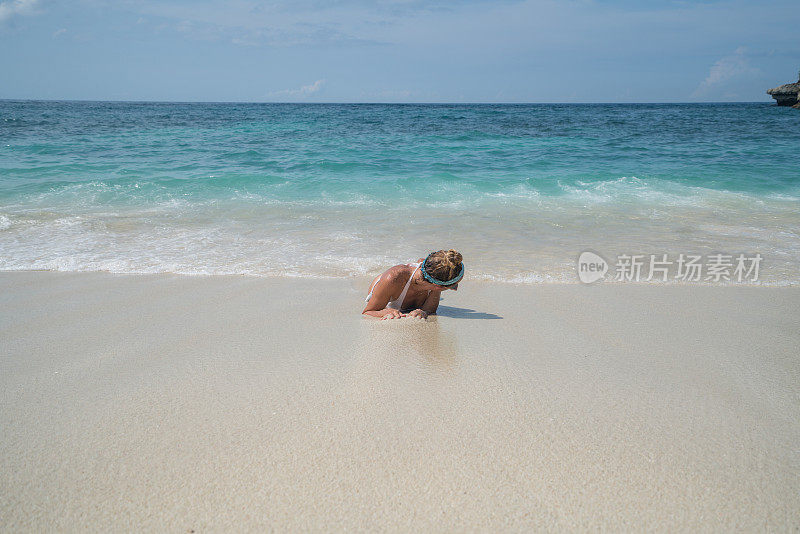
1,272 -> 799,531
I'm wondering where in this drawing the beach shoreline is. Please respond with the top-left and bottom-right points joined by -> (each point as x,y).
3,102 -> 800,286
1,271 -> 799,530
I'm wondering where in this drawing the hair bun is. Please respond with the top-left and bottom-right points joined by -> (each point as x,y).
445,249 -> 462,265
425,249 -> 464,282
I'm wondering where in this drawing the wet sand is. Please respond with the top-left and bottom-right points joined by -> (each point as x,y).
1,272 -> 798,531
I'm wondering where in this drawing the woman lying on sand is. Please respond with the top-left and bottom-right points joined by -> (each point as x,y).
363,249 -> 464,320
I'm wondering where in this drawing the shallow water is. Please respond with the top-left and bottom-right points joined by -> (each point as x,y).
1,101 -> 798,283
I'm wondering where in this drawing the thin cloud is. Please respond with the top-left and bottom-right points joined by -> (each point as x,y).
134,2 -> 387,48
225,24 -> 381,47
0,0 -> 39,23
266,79 -> 326,99
692,47 -> 760,97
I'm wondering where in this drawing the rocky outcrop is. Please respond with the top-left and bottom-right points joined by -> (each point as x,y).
767,73 -> 800,106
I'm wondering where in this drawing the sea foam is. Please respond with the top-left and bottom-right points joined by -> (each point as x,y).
1,101 -> 799,284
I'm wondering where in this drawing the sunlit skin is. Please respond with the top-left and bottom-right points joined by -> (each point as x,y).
362,258 -> 460,320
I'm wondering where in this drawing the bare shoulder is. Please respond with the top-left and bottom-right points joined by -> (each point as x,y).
383,264 -> 411,287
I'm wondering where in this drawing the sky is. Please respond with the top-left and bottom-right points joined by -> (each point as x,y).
1,0 -> 798,103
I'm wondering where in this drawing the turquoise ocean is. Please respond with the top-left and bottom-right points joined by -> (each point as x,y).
1,101 -> 798,284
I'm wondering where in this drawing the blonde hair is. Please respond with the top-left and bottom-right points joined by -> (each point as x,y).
424,249 -> 463,282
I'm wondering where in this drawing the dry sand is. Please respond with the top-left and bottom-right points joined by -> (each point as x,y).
1,272 -> 799,531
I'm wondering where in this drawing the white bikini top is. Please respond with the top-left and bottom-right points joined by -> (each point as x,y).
365,262 -> 429,311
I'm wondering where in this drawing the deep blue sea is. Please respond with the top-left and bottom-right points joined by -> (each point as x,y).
1,101 -> 798,283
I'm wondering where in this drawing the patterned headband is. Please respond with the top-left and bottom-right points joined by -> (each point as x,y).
421,252 -> 464,286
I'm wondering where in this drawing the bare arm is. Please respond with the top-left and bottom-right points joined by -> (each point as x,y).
362,269 -> 406,319
407,291 -> 441,319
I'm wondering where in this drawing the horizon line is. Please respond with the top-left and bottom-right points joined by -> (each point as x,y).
0,98 -> 775,106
